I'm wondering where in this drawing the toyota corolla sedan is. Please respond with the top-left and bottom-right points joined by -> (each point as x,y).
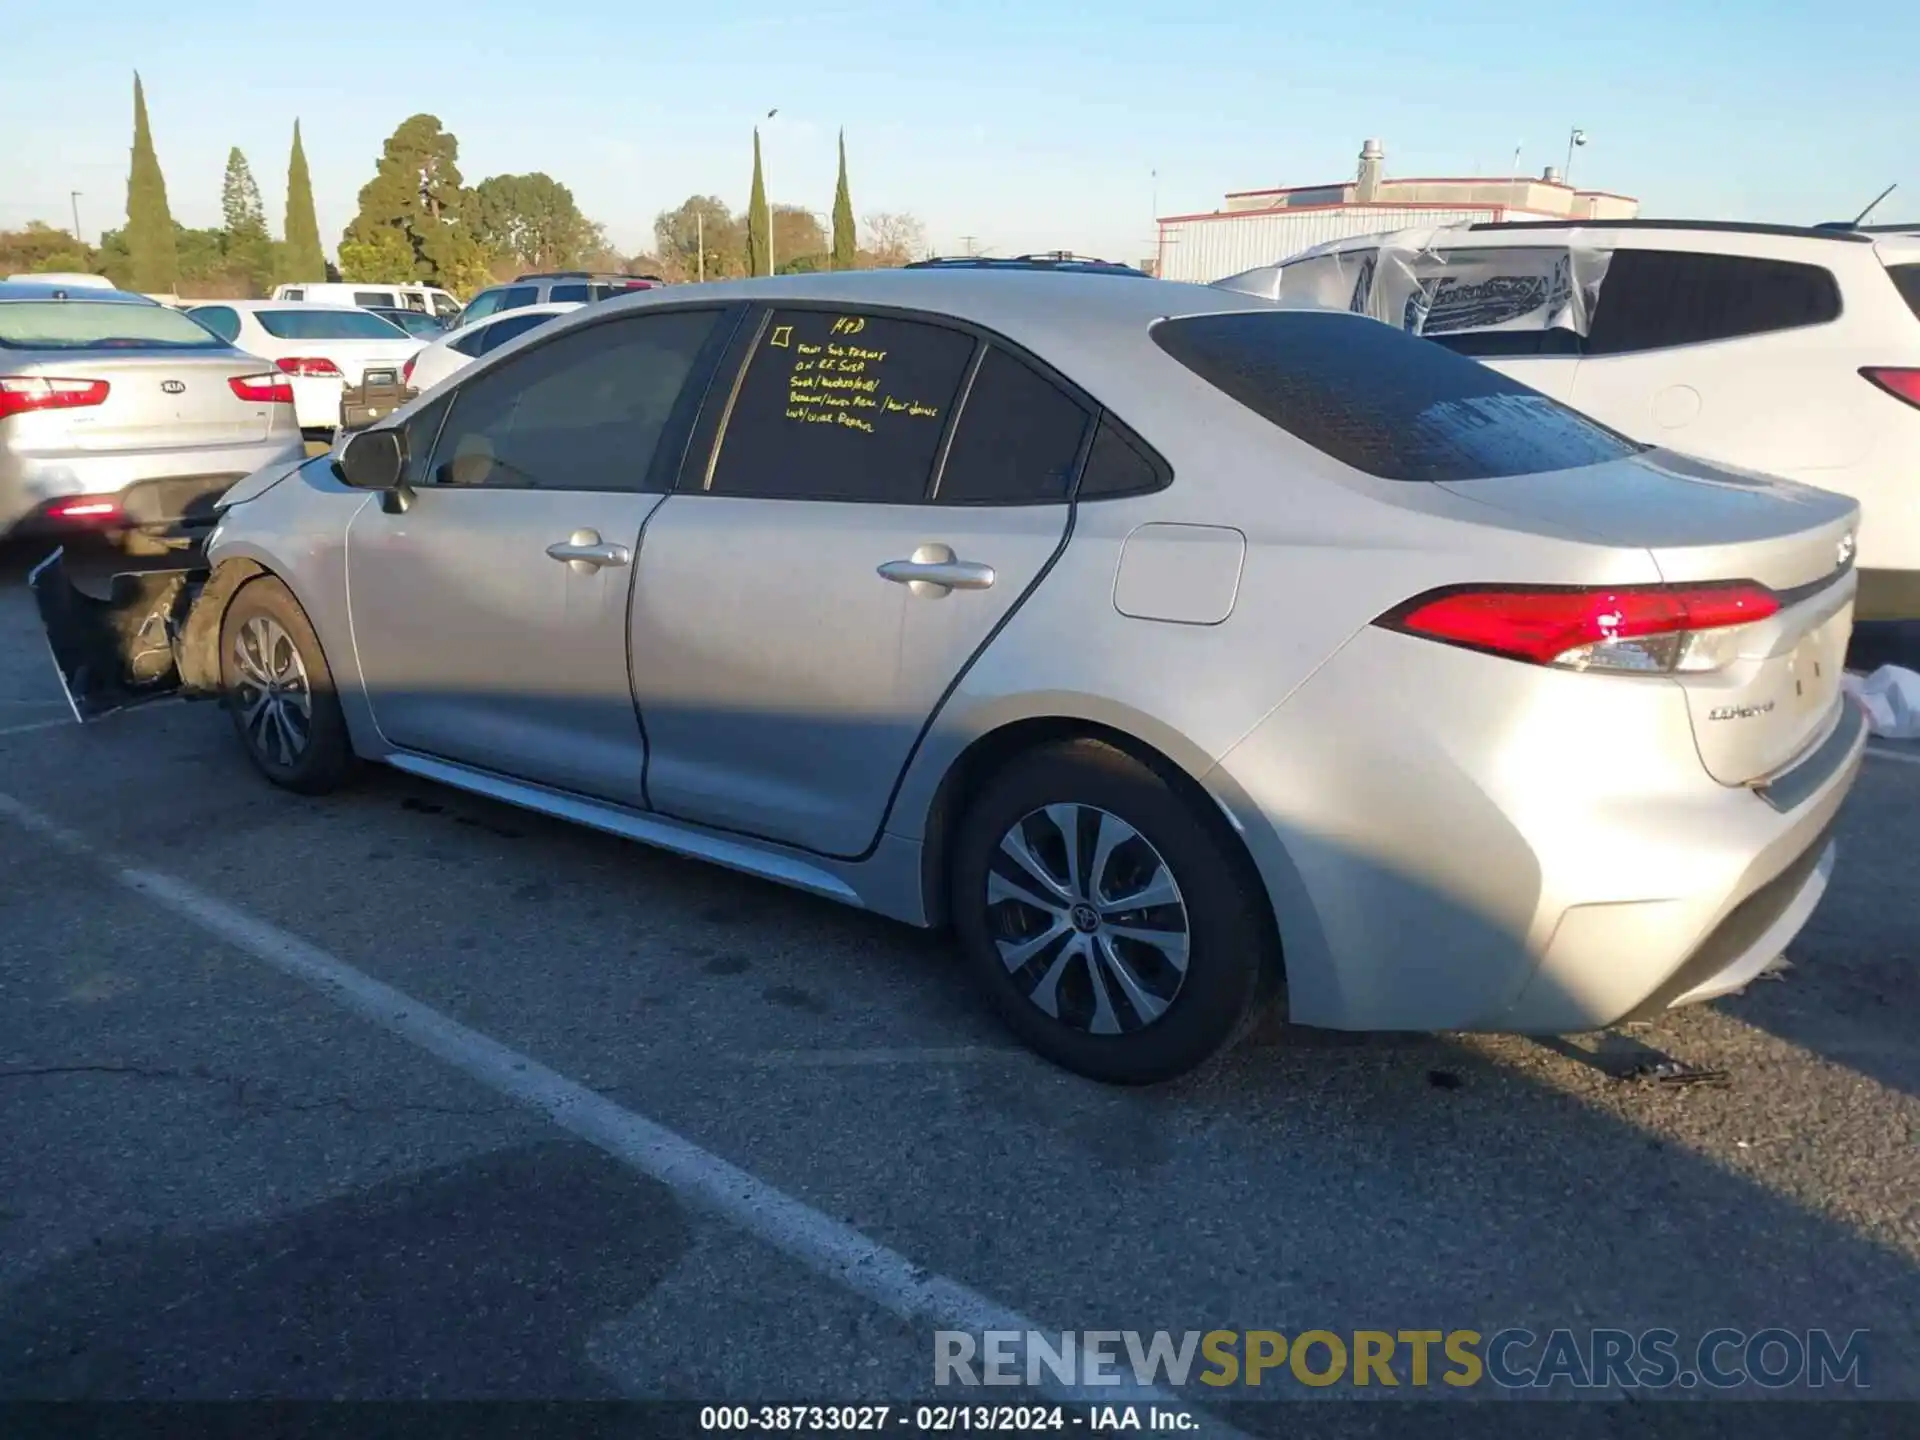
32,270 -> 1867,1084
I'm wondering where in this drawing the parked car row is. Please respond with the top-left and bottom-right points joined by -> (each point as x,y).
31,265 -> 1867,1085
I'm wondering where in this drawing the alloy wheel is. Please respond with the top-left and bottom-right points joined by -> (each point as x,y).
231,615 -> 312,768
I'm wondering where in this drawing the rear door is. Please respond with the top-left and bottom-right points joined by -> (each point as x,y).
630,305 -> 1087,857
346,305 -> 736,805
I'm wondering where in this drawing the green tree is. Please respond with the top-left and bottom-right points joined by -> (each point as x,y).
654,195 -> 740,282
124,73 -> 178,292
220,147 -> 273,295
745,129 -> 770,278
831,130 -> 856,271
0,222 -> 100,277
472,172 -> 596,271
281,120 -> 327,284
340,113 -> 491,294
772,206 -> 826,273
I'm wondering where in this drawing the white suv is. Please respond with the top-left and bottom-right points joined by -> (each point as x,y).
1226,220 -> 1920,619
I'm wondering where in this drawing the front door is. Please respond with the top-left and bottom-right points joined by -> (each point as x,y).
346,305 -> 733,806
631,308 -> 1091,857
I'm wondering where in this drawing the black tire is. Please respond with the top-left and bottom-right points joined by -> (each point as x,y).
219,575 -> 354,795
951,738 -> 1276,1085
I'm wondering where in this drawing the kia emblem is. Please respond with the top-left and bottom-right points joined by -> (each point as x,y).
160,380 -> 186,394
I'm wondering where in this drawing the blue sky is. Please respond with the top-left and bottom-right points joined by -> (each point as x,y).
3,1 -> 1912,264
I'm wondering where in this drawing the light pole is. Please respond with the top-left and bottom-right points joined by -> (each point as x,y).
1565,127 -> 1588,187
763,108 -> 779,276
69,191 -> 83,244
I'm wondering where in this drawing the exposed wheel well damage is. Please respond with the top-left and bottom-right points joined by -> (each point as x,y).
176,558 -> 269,693
918,718 -> 1286,984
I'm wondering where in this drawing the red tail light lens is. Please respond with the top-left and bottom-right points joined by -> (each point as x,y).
1861,367 -> 1920,409
274,356 -> 343,377
402,354 -> 417,385
47,496 -> 122,521
230,372 -> 295,404
1379,581 -> 1781,674
0,376 -> 110,419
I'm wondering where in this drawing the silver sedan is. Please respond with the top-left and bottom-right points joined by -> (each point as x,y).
34,270 -> 1867,1083
0,281 -> 304,539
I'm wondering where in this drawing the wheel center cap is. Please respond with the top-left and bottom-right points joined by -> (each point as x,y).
1070,902 -> 1100,934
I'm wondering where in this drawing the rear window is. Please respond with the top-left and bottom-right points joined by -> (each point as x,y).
254,309 -> 410,341
549,283 -> 590,302
1888,265 -> 1920,321
1152,309 -> 1641,483
0,300 -> 228,350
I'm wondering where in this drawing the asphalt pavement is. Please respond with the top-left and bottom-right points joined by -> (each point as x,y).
1,540 -> 1916,1426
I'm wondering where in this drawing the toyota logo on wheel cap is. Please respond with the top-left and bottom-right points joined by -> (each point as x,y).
160,380 -> 186,394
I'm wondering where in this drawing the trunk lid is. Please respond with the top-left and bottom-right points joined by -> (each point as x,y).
15,350 -> 279,450
305,341 -> 422,388
1439,449 -> 1859,787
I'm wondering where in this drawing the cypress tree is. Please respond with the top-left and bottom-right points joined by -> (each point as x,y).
124,73 -> 178,292
746,129 -> 770,278
281,120 -> 327,283
831,130 -> 856,271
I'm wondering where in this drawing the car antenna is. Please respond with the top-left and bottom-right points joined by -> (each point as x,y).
1851,182 -> 1898,226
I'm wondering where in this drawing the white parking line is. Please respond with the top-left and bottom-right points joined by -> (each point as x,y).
0,716 -> 71,739
1867,745 -> 1920,767
0,788 -> 1241,1428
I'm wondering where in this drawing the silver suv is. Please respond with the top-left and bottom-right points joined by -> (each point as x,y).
0,281 -> 304,540
458,271 -> 664,327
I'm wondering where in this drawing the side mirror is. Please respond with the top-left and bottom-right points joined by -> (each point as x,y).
335,427 -> 406,489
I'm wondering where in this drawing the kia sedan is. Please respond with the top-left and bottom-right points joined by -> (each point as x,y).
33,270 -> 1867,1083
0,280 -> 304,539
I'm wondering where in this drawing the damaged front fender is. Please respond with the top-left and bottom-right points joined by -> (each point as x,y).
29,546 -> 263,721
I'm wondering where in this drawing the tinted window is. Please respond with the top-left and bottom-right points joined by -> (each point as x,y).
1427,328 -> 1584,358
1078,415 -> 1171,499
935,347 -> 1090,504
255,309 -> 411,340
1584,250 -> 1842,355
0,301 -> 226,350
353,290 -> 397,308
549,283 -> 590,302
191,306 -> 242,343
281,289 -> 304,301
400,393 -> 451,486
478,311 -> 553,352
495,286 -> 538,314
432,293 -> 461,318
460,288 -> 508,323
449,329 -> 490,357
1152,309 -> 1640,483
1888,265 -> 1920,322
708,309 -> 975,502
427,308 -> 721,491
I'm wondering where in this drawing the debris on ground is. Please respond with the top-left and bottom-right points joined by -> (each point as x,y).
1843,665 -> 1920,739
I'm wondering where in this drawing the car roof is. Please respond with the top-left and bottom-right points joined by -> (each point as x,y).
0,280 -> 157,304
191,299 -> 370,313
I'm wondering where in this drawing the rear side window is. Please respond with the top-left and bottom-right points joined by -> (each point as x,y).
708,309 -> 976,502
1584,250 -> 1842,355
478,311 -> 552,352
1888,265 -> 1920,321
1152,309 -> 1640,483
281,289 -> 304,301
496,285 -> 539,313
549,283 -> 590,302
353,290 -> 396,307
934,347 -> 1090,504
1078,415 -> 1171,499
190,306 -> 241,343
255,309 -> 411,341
449,329 -> 491,358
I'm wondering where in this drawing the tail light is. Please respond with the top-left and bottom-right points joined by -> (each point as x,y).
230,372 -> 295,404
1378,581 -> 1781,675
274,356 -> 343,377
1860,367 -> 1920,409
0,376 -> 110,419
402,354 -> 417,385
46,496 -> 122,521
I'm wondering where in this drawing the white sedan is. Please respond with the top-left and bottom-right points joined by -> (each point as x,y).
186,301 -> 425,433
401,301 -> 583,394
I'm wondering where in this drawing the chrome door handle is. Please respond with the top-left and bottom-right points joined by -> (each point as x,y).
877,543 -> 996,598
546,529 -> 631,573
